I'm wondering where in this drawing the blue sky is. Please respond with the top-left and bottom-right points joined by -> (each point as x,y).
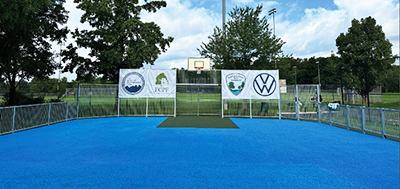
54,0 -> 399,81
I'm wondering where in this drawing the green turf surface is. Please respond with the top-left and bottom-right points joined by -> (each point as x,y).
157,116 -> 239,128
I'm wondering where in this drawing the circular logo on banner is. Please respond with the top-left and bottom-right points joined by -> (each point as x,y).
253,73 -> 276,96
122,72 -> 145,95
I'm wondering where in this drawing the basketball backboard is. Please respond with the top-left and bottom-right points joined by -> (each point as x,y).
188,58 -> 211,71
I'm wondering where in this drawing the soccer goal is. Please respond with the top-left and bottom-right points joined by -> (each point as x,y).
77,82 -> 175,118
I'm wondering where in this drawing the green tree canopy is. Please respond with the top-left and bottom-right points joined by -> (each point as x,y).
198,4 -> 284,70
336,16 -> 393,106
0,0 -> 69,105
380,64 -> 399,93
63,0 -> 174,82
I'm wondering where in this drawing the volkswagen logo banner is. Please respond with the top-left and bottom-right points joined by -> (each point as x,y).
221,70 -> 280,99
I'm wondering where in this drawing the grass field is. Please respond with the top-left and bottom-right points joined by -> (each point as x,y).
1,90 -> 397,110
369,93 -> 400,109
74,93 -> 315,117
320,92 -> 399,109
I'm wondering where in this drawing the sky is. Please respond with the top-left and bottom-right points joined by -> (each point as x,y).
53,0 -> 399,81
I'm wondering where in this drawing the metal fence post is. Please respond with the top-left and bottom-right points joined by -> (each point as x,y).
146,97 -> 148,117
12,106 -> 16,133
221,98 -> 224,118
346,105 -> 350,129
249,99 -> 252,119
329,108 -> 332,125
295,85 -> 299,121
278,98 -> 282,119
47,103 -> 52,125
174,71 -> 177,118
65,102 -> 69,121
76,83 -> 81,119
117,97 -> 120,117
380,108 -> 385,138
361,107 -> 365,134
174,91 -> 177,118
317,85 -> 320,122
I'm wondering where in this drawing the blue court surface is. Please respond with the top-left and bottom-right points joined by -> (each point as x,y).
0,117 -> 398,188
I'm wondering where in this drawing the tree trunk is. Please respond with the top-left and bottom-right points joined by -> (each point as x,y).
361,94 -> 367,107
8,84 -> 17,106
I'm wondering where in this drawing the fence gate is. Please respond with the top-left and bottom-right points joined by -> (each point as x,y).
176,84 -> 221,116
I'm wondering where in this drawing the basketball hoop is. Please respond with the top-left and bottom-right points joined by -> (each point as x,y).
195,67 -> 202,74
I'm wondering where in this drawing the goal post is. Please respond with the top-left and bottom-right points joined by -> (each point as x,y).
77,83 -> 176,118
76,69 -> 177,118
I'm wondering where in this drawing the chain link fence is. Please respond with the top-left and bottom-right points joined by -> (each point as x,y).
1,96 -> 398,140
0,70 -> 398,140
320,85 -> 384,104
0,102 -> 77,135
319,103 -> 399,139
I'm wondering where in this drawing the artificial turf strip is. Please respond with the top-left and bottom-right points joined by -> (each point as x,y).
157,116 -> 239,128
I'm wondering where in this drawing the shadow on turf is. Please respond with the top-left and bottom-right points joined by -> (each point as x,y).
157,116 -> 239,129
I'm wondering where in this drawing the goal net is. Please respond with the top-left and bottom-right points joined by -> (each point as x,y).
77,83 -> 175,118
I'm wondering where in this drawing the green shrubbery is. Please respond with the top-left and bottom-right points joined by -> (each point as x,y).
1,92 -> 44,106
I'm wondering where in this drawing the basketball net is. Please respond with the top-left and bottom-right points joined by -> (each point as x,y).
195,67 -> 202,74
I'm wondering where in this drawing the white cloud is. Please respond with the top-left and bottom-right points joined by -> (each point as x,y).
53,0 -> 220,80
141,0 -> 220,69
278,8 -> 347,57
278,0 -> 399,58
51,0 -> 399,81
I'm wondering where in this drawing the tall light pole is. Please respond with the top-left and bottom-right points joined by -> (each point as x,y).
269,8 -> 277,68
268,8 -> 276,36
222,0 -> 226,33
316,61 -> 320,86
340,66 -> 344,104
293,66 -> 297,85
58,43 -> 65,98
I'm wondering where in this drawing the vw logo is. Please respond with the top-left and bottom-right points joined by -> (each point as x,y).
253,73 -> 276,96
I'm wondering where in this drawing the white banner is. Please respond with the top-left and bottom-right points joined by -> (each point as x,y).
119,69 -> 176,98
221,70 -> 280,99
147,69 -> 176,98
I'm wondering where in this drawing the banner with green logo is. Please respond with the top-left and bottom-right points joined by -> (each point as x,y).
222,70 -> 280,99
119,69 -> 176,98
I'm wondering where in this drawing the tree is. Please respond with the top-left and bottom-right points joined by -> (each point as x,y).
0,0 -> 69,105
336,16 -> 393,106
29,77 -> 68,98
198,5 -> 284,70
63,0 -> 173,82
381,64 -> 399,93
